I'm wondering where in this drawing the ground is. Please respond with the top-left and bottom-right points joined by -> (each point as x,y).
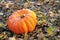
0,0 -> 60,40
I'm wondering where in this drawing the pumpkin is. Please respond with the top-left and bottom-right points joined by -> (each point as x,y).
8,9 -> 37,34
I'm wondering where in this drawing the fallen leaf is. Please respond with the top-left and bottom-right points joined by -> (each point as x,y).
0,12 -> 3,15
47,26 -> 54,35
0,22 -> 3,27
0,0 -> 2,2
8,37 -> 16,40
58,10 -> 60,14
43,37 -> 48,40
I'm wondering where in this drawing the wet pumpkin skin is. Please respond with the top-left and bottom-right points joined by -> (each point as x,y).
8,9 -> 37,34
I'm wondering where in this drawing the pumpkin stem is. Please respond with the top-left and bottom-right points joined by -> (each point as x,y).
20,14 -> 25,18
24,33 -> 28,40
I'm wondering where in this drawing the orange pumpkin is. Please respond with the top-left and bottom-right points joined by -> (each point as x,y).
8,9 -> 37,34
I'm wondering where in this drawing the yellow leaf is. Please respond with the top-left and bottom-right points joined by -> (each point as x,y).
47,27 -> 54,35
